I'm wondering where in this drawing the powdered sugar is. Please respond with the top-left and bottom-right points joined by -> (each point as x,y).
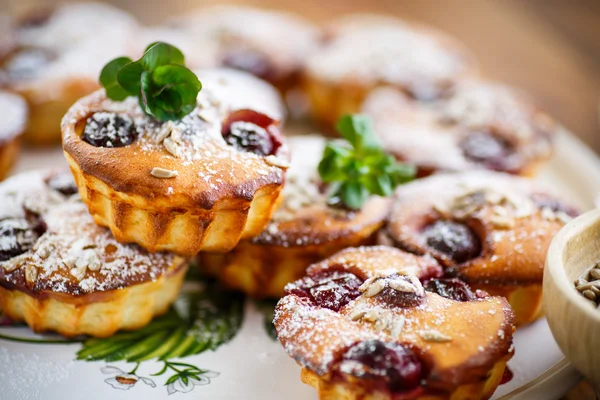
0,90 -> 27,141
0,170 -> 179,295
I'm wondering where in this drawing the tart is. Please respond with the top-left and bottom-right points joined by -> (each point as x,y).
0,170 -> 188,338
1,2 -> 139,145
380,171 -> 579,326
199,136 -> 394,298
169,5 -> 319,94
362,80 -> 555,177
304,14 -> 476,129
62,68 -> 289,256
275,246 -> 515,400
0,90 -> 27,180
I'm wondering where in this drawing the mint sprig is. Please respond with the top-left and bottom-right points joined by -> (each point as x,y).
99,42 -> 202,122
318,114 -> 416,210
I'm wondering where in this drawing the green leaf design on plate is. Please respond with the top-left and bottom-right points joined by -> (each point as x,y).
254,299 -> 278,340
76,278 -> 244,363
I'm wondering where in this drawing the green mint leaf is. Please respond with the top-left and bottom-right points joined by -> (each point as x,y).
141,42 -> 185,70
100,57 -> 133,100
319,114 -> 415,209
340,181 -> 370,209
100,42 -> 201,122
116,60 -> 144,94
336,114 -> 379,151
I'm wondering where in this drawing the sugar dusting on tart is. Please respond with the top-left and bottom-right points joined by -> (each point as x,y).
307,22 -> 471,98
0,170 -> 181,296
274,246 -> 514,389
0,91 -> 27,142
62,69 -> 288,205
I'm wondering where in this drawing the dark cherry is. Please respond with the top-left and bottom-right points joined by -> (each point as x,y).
288,270 -> 363,312
0,219 -> 38,262
424,278 -> 475,302
46,173 -> 78,196
375,274 -> 424,308
459,131 -> 514,171
531,193 -> 579,218
82,112 -> 136,148
222,48 -> 277,84
221,110 -> 282,156
422,220 -> 481,264
339,340 -> 423,392
500,367 -> 514,385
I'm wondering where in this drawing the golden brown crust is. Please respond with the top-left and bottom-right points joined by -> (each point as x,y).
0,139 -> 20,181
198,136 -> 392,298
274,246 -> 514,399
304,14 -> 477,128
0,90 -> 27,180
0,264 -> 187,337
383,171 -> 576,325
62,70 -> 289,255
361,81 -> 554,176
299,356 -> 510,400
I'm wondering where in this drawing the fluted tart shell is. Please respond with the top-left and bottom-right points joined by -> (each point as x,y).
62,69 -> 289,256
0,170 -> 188,337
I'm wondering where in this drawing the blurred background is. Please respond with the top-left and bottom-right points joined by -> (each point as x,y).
3,0 -> 600,152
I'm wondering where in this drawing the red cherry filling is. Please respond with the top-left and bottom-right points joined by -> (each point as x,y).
422,220 -> 481,264
221,110 -> 283,157
530,193 -> 579,218
287,270 -> 363,312
222,48 -> 278,84
0,219 -> 38,262
460,131 -> 515,171
338,340 -> 424,393
424,278 -> 475,302
46,172 -> 78,196
82,112 -> 137,148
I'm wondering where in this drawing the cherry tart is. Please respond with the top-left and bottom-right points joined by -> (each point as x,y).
304,14 -> 476,130
168,5 -> 318,94
62,68 -> 289,256
380,171 -> 579,326
362,80 -> 555,177
199,136 -> 392,298
0,90 -> 27,180
274,246 -> 515,400
1,2 -> 139,145
0,170 -> 188,338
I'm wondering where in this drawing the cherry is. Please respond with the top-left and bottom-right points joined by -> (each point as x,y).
221,110 -> 282,156
424,278 -> 475,302
287,270 -> 363,312
460,131 -> 514,171
338,340 -> 423,392
422,220 -> 481,264
0,219 -> 38,262
374,274 -> 424,308
530,193 -> 579,218
46,172 -> 78,196
82,112 -> 136,148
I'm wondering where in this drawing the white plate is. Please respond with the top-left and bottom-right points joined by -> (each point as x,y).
3,129 -> 598,400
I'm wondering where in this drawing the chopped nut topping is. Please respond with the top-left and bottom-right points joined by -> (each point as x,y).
151,167 -> 179,179
25,264 -> 38,284
264,155 -> 290,169
419,329 -> 452,343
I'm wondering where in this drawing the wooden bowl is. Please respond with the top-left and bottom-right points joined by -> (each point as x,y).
544,207 -> 600,393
